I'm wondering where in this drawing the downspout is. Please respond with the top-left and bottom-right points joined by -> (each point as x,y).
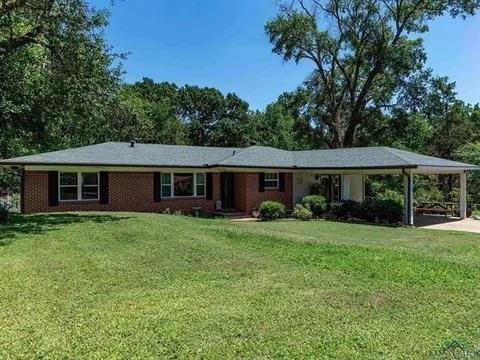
20,166 -> 25,213
402,168 -> 414,226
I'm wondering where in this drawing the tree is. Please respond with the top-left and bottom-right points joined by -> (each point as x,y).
0,0 -> 124,190
119,79 -> 187,144
0,0 -> 123,157
0,0 -> 53,53
424,77 -> 473,160
266,0 -> 480,148
0,0 -> 112,56
178,86 -> 254,147
177,86 -> 226,146
209,93 -> 253,147
455,142 -> 480,204
251,90 -> 322,150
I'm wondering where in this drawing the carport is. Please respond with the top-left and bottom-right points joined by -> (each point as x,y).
292,147 -> 479,226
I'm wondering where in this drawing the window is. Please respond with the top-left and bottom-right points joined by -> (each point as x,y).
59,172 -> 99,201
196,173 -> 205,196
59,172 -> 78,200
264,172 -> 279,189
160,172 -> 206,198
81,173 -> 99,200
174,173 -> 194,197
161,173 -> 172,198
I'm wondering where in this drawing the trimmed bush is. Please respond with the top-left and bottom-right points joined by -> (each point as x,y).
330,198 -> 402,224
293,204 -> 313,221
302,195 -> 327,217
360,198 -> 403,224
259,201 -> 285,221
331,200 -> 362,220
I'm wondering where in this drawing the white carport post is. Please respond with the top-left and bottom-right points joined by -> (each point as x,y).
460,172 -> 467,219
403,170 -> 414,226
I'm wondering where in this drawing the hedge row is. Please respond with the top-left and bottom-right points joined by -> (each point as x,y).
259,196 -> 403,224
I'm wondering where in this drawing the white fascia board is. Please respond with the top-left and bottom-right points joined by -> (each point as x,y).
24,165 -> 215,173
413,166 -> 474,175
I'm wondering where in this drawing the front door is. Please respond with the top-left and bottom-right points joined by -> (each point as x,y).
220,172 -> 235,210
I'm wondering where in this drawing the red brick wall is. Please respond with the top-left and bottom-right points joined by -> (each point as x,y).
22,171 -> 293,214
234,173 -> 293,212
23,171 -> 221,214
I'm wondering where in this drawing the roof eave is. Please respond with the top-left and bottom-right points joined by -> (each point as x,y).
0,161 -> 421,171
0,161 -> 213,169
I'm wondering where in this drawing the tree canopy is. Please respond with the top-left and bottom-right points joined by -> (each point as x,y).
265,0 -> 480,147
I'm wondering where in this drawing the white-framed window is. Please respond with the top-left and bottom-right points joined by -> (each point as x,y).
264,172 -> 279,189
161,173 -> 172,198
196,173 -> 205,196
161,172 -> 206,198
59,172 -> 99,201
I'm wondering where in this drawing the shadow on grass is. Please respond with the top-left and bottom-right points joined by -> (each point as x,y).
321,217 -> 403,229
0,213 -> 130,246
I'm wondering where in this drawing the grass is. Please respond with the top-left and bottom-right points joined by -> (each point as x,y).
1,213 -> 480,359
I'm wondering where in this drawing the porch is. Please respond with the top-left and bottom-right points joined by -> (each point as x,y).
293,168 -> 471,227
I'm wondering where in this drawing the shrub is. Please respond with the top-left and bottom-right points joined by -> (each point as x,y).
293,204 -> 313,221
0,202 -> 11,223
331,200 -> 362,220
259,201 -> 285,221
377,189 -> 404,205
360,198 -> 403,224
302,195 -> 327,217
473,210 -> 480,220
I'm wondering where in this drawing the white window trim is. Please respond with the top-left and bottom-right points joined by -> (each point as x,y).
59,172 -> 100,202
161,172 -> 206,198
264,172 -> 280,190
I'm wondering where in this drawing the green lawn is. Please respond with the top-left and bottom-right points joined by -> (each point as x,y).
1,213 -> 480,359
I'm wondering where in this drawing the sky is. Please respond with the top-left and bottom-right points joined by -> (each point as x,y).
90,0 -> 480,111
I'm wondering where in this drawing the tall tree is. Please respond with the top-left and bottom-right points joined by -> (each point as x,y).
456,142 -> 480,204
178,86 -> 254,147
177,86 -> 226,146
251,90 -> 323,150
119,79 -> 187,144
266,0 -> 480,148
0,0 -> 123,157
210,93 -> 253,147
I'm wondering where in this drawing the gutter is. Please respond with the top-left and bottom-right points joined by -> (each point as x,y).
0,161 -> 420,171
3,161 -> 477,171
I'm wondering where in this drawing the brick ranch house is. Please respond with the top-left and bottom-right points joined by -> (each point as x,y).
0,142 -> 478,226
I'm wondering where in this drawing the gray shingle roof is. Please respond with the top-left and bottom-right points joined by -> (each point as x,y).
0,143 -> 243,167
218,146 -> 295,168
0,142 -> 478,170
292,147 -> 477,169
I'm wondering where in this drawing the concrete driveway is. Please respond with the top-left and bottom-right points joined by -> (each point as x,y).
415,215 -> 480,233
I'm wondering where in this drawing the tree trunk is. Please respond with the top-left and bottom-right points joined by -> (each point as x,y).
342,114 -> 360,148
